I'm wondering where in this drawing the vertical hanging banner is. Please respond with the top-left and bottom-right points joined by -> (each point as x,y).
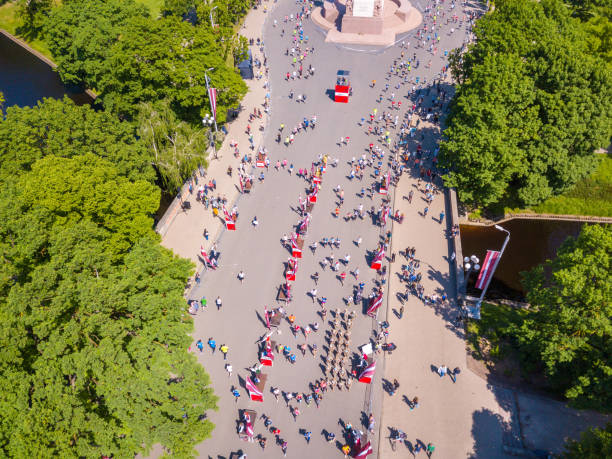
475,250 -> 500,289
208,87 -> 217,120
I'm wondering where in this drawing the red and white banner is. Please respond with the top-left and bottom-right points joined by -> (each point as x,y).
366,290 -> 383,317
239,174 -> 244,193
381,206 -> 391,226
208,87 -> 217,120
298,215 -> 310,234
308,187 -> 317,203
285,270 -> 295,282
370,246 -> 385,270
475,250 -> 500,290
244,412 -> 254,439
355,441 -> 373,458
313,175 -> 322,184
245,377 -> 263,402
223,206 -> 235,231
200,246 -> 215,269
358,361 -> 376,384
291,234 -> 302,258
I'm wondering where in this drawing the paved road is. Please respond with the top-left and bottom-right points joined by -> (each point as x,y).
163,0 -> 515,458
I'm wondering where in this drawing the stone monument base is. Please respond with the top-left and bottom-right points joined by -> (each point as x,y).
312,0 -> 422,46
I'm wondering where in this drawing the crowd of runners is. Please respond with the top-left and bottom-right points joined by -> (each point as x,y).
186,0 -> 484,456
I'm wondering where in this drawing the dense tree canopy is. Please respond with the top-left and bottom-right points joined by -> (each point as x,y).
0,113 -> 218,456
0,97 -> 154,183
42,0 -> 247,123
97,16 -> 246,122
562,423 -> 612,458
441,0 -> 612,207
512,224 -> 612,410
44,0 -> 150,87
137,99 -> 209,193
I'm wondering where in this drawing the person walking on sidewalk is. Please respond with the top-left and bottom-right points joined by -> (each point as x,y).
220,344 -> 229,360
427,442 -> 435,457
196,339 -> 204,352
207,337 -> 216,353
216,296 -> 223,310
225,363 -> 233,377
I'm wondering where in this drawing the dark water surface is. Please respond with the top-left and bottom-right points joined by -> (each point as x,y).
460,219 -> 586,297
0,33 -> 92,108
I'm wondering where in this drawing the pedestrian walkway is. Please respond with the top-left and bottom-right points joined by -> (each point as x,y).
161,4 -> 273,268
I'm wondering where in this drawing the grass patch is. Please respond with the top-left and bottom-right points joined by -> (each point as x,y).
0,1 -> 53,59
467,302 -> 527,361
137,0 -> 164,18
532,154 -> 612,217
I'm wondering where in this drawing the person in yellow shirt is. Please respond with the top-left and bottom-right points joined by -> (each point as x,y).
342,444 -> 351,457
220,344 -> 229,360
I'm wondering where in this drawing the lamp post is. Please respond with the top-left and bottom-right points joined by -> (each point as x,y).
204,67 -> 218,131
463,255 -> 480,290
202,114 -> 217,160
476,225 -> 510,306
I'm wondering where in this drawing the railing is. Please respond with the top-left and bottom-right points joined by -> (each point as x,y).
465,212 -> 612,226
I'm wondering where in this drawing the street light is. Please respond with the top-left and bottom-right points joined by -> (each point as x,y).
463,255 -> 480,290
204,67 -> 218,135
476,225 -> 511,306
202,114 -> 217,160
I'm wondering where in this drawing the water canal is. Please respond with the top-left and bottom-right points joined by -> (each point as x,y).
0,31 -> 93,109
460,219 -> 588,299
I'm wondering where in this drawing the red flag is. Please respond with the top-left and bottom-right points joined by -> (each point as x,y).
475,250 -> 500,289
366,290 -> 383,317
223,206 -> 235,231
358,361 -> 376,384
355,441 -> 373,457
291,234 -> 302,258
245,377 -> 263,402
200,246 -> 214,268
370,246 -> 385,270
208,87 -> 217,119
244,412 -> 254,438
308,187 -> 317,203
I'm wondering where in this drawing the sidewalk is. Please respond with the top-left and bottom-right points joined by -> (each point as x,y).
160,2 -> 274,269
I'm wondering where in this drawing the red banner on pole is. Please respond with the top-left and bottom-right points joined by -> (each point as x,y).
475,250 -> 500,290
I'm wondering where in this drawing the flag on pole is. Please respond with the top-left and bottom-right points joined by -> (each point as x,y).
291,233 -> 302,258
223,206 -> 236,231
475,250 -> 500,290
355,441 -> 373,458
308,187 -> 317,203
370,245 -> 385,270
366,290 -> 384,317
200,246 -> 214,269
358,361 -> 376,383
381,206 -> 391,226
244,412 -> 254,439
208,87 -> 217,120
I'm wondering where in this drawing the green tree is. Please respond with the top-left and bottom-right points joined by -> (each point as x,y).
97,16 -> 246,122
0,153 -> 217,457
562,423 -> 612,458
0,97 -> 155,183
137,99 -> 209,193
0,234 -> 217,457
441,0 -> 612,208
512,224 -> 612,410
16,0 -> 52,35
44,0 -> 150,87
